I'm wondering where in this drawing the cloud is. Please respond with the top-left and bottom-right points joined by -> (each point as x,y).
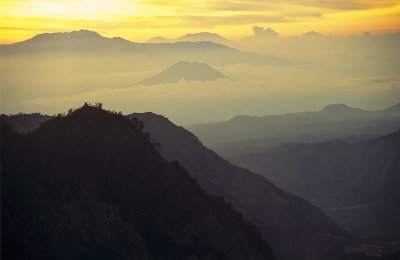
1,0 -> 399,45
331,77 -> 400,92
208,0 -> 398,12
253,26 -> 279,37
302,31 -> 324,37
294,0 -> 398,10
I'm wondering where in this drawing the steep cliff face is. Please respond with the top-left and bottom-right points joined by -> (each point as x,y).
130,112 -> 350,260
1,106 -> 273,260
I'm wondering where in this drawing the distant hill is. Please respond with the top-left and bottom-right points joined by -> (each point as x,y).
1,113 -> 51,134
146,32 -> 232,46
233,131 -> 400,240
188,103 -> 400,158
138,61 -> 229,86
3,29 -> 134,54
1,105 -> 273,260
176,32 -> 232,45
129,112 -> 350,260
320,104 -> 367,114
146,36 -> 170,43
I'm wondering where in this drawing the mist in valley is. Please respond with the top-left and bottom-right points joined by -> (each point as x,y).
1,28 -> 399,125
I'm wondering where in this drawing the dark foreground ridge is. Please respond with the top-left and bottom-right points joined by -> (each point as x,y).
1,105 -> 273,260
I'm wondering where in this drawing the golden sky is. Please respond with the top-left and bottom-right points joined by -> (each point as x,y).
1,0 -> 400,44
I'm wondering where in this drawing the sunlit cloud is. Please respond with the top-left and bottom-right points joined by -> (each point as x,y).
0,0 -> 399,43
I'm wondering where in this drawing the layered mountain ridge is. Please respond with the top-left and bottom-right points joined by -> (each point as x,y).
189,102 -> 400,158
146,32 -> 232,46
1,29 -> 292,68
232,131 -> 400,239
129,112 -> 350,260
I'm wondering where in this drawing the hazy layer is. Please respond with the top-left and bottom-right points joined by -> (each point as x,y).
1,29 -> 399,125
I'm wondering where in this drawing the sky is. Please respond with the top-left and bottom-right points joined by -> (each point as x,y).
1,0 -> 400,44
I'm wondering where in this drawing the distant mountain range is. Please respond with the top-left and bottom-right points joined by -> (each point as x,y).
1,106 -> 273,260
1,29 -> 294,69
232,131 -> 400,240
1,29 -> 304,112
146,32 -> 232,46
137,61 -> 229,86
188,103 -> 400,159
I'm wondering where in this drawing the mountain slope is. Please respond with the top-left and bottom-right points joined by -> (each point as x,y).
1,105 -> 273,260
233,131 -> 400,239
138,61 -> 229,86
382,102 -> 400,113
188,103 -> 400,158
129,112 -> 350,260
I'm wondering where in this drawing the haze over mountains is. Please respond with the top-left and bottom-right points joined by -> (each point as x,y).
189,103 -> 400,158
1,28 -> 399,125
1,29 -> 291,68
2,0 -> 400,258
233,132 -> 400,239
1,29 -> 300,119
146,32 -> 233,46
137,61 -> 229,86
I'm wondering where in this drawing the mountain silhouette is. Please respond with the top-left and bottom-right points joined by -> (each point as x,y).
1,105 -> 273,260
129,112 -> 350,260
30,29 -> 103,42
1,29 -> 295,69
176,32 -> 231,45
146,32 -> 232,46
233,131 -> 400,241
146,36 -> 170,43
189,102 -> 400,158
321,103 -> 364,112
1,113 -> 51,134
3,109 -> 351,259
6,29 -> 133,54
138,61 -> 229,86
